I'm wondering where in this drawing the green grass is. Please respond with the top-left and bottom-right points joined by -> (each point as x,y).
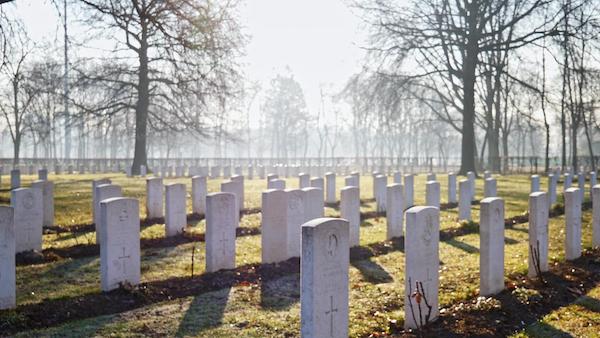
0,173 -> 598,337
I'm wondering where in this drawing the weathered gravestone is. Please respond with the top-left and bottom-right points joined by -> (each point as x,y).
12,188 -> 43,253
286,189 -> 306,258
325,172 -> 336,204
484,178 -> 497,198
100,197 -> 140,292
386,183 -> 404,240
404,206 -> 439,330
593,185 -> 600,247
480,197 -> 505,296
0,206 -> 15,309
191,176 -> 207,215
531,175 -> 541,193
528,191 -> 548,277
31,180 -> 54,227
426,181 -> 440,208
301,218 -> 349,338
205,192 -> 238,272
458,179 -> 471,221
448,173 -> 457,204
261,189 -> 288,263
404,174 -> 414,208
340,186 -> 360,247
165,183 -> 187,237
564,187 -> 582,260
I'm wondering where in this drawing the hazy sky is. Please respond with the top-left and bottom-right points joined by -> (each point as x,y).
11,0 -> 368,120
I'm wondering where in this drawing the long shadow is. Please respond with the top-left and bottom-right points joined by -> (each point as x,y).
351,258 -> 393,284
575,295 -> 600,313
445,238 -> 479,254
175,286 -> 232,337
521,322 -> 574,337
505,237 -> 519,245
259,273 -> 300,310
426,254 -> 600,337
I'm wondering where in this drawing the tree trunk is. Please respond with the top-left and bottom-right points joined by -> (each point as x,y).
131,35 -> 150,175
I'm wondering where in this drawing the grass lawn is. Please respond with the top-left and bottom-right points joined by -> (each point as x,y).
0,172 -> 598,337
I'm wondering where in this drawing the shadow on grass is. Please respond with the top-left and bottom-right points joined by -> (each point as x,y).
522,322 -> 574,338
445,238 -> 479,254
352,258 -> 393,284
260,273 -> 300,310
175,287 -> 232,337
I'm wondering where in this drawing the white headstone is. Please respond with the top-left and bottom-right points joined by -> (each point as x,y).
404,206 -> 439,329
31,180 -> 54,227
267,173 -> 278,182
267,178 -> 286,190
577,173 -> 585,201
386,183 -> 404,240
92,178 -> 112,223
38,169 -> 48,181
12,187 -> 43,253
479,197 -> 505,296
548,174 -> 557,206
221,180 -> 242,217
10,169 -> 20,190
304,187 -> 324,221
425,181 -> 440,208
301,218 -> 349,338
448,173 -> 457,204
0,206 -> 15,309
146,177 -> 164,219
404,174 -> 414,207
340,186 -> 360,247
458,179 -> 471,221
165,183 -> 187,237
426,173 -> 436,182
531,175 -> 540,193
261,189 -> 288,263
564,187 -> 582,260
325,172 -> 336,204
467,171 -> 476,201
393,171 -> 402,184
484,178 -> 497,198
374,175 -> 387,213
591,172 -> 597,201
99,197 -> 140,292
344,175 -> 358,188
231,175 -> 245,211
299,173 -> 310,189
286,189 -> 306,258
593,185 -> 600,247
528,191 -> 548,277
564,173 -> 572,190
191,176 -> 207,215
483,170 -> 491,180
205,192 -> 238,272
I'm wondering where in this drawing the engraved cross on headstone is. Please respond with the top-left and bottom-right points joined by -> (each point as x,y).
325,295 -> 338,337
219,231 -> 229,256
117,247 -> 130,274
